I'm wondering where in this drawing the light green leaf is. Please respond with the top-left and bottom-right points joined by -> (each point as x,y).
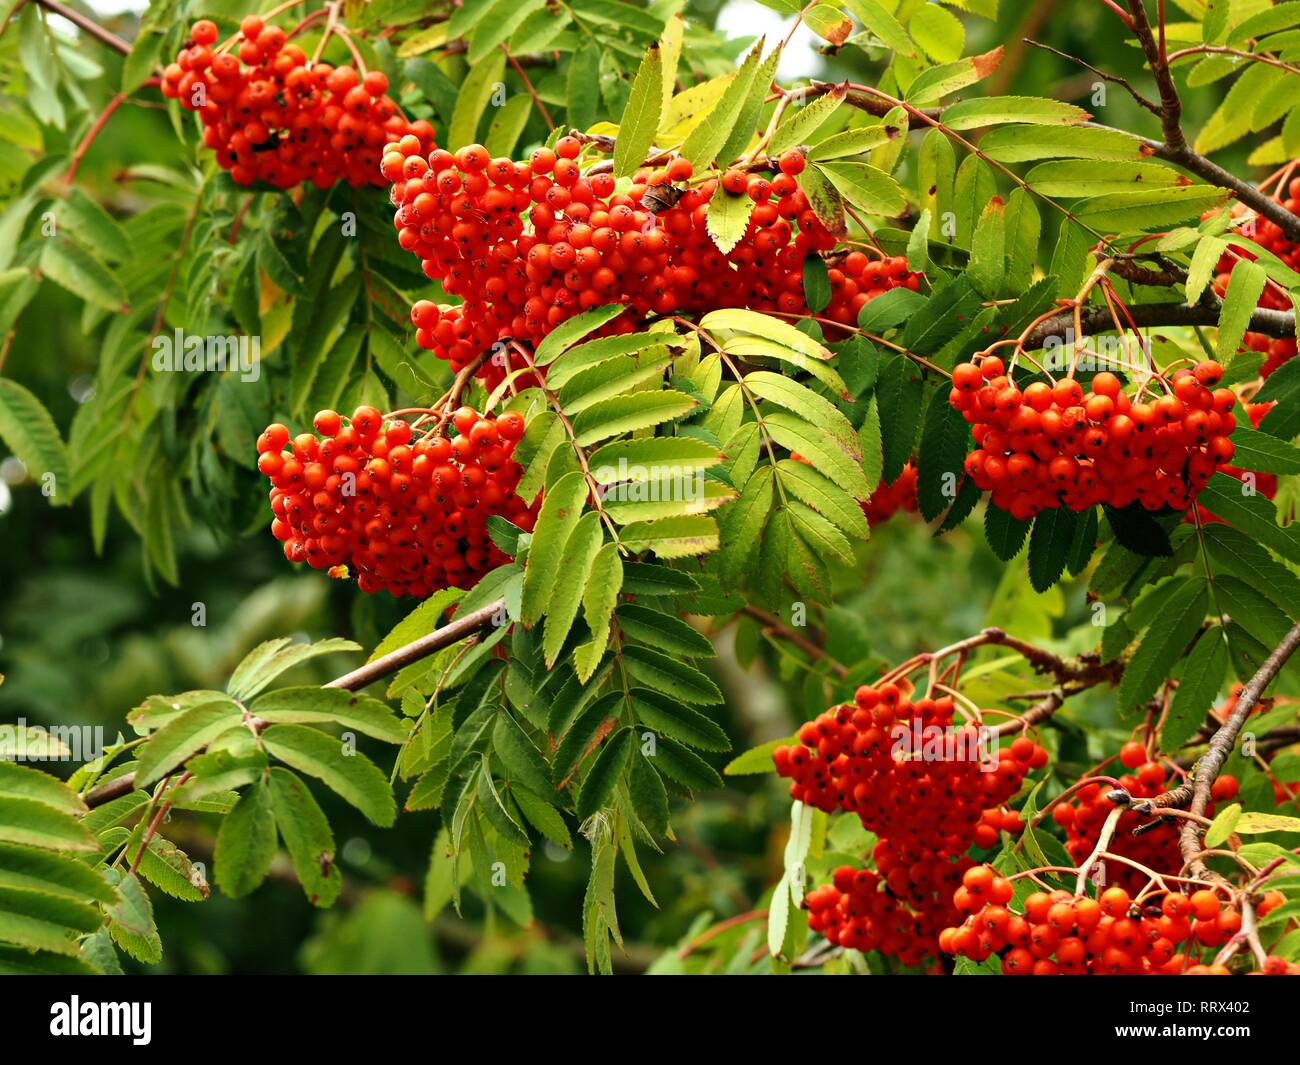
614,44 -> 665,178
261,724 -> 396,826
521,470 -> 589,626
214,779 -> 277,898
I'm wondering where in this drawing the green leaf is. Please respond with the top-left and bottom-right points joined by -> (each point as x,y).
577,728 -> 635,818
62,187 -> 131,262
806,4 -> 853,45
368,589 -> 465,662
627,753 -> 669,838
630,688 -> 729,750
1228,422 -> 1300,474
619,514 -> 720,558
725,736 -> 796,775
981,125 -> 1146,163
105,872 -> 161,964
815,161 -> 906,216
214,778 -> 277,898
1205,803 -> 1242,849
0,843 -> 115,903
477,765 -> 529,846
702,308 -> 832,362
984,505 -> 1031,561
1162,630 -> 1228,751
617,603 -> 716,658
521,470 -> 589,626
1103,503 -> 1174,557
0,884 -> 100,956
0,379 -> 67,496
916,388 -> 969,521
261,724 -> 396,826
875,356 -> 924,483
589,436 -> 722,481
543,512 -> 605,666
466,0 -> 546,62
447,51 -> 506,148
228,637 -> 361,701
720,465 -> 774,583
770,84 -> 845,157
1213,575 -> 1293,650
251,688 -> 407,744
706,187 -> 756,254
901,275 -> 983,354
1116,579 -> 1209,714
650,737 -> 723,793
39,237 -> 126,312
909,1 -> 964,61
614,44 -> 665,178
267,768 -> 340,907
134,698 -> 243,788
1196,473 -> 1300,564
1234,812 -> 1300,834
572,390 -> 697,446
776,459 -> 870,540
1218,259 -> 1267,360
680,40 -> 765,172
492,711 -> 552,796
905,47 -> 1003,107
1024,160 -> 1185,198
622,646 -> 722,704
553,691 -> 622,785
941,96 -> 1090,130
746,370 -> 857,448
845,0 -> 917,57
1028,508 -> 1081,592
575,542 -> 623,682
549,330 -> 684,388
1077,187 -> 1229,232
764,411 -> 869,497
0,797 -> 96,854
513,786 -> 572,848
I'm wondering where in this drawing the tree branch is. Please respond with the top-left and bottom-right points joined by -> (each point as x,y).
34,0 -> 131,56
1149,620 -> 1300,879
83,598 -> 506,808
1022,300 -> 1296,349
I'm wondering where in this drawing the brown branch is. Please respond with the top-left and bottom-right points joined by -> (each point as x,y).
503,46 -> 555,131
83,598 -> 506,809
1151,620 -> 1300,879
33,0 -> 131,55
740,605 -> 847,679
1022,38 -> 1160,116
1022,300 -> 1296,349
1125,0 -> 1184,151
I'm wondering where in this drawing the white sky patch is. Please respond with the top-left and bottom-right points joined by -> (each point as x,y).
715,2 -> 827,81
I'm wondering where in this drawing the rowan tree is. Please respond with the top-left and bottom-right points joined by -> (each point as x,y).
0,0 -> 1299,977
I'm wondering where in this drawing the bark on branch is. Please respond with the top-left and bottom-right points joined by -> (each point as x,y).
1148,621 -> 1300,879
83,598 -> 506,808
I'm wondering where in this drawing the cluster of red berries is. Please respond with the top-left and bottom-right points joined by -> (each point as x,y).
861,463 -> 918,526
383,135 -> 920,384
942,871 -> 1291,975
1213,186 -> 1300,378
1189,401 -> 1276,525
953,359 -> 1239,520
256,405 -> 536,596
773,681 -> 1046,963
162,18 -> 434,189
1053,743 -> 1237,895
